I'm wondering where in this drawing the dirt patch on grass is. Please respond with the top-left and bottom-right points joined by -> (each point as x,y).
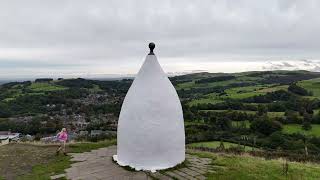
0,143 -> 57,180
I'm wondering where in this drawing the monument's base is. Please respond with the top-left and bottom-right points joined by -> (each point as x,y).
112,155 -> 183,173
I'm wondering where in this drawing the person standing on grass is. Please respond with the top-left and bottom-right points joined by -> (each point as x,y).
56,128 -> 68,155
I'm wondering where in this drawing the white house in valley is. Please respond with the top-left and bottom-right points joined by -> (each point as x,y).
0,131 -> 20,145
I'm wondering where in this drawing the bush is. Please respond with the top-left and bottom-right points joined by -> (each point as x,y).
250,118 -> 283,136
302,122 -> 312,131
226,145 -> 245,154
288,83 -> 310,96
195,76 -> 235,84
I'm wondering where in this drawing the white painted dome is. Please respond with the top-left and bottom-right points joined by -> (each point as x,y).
113,44 -> 185,172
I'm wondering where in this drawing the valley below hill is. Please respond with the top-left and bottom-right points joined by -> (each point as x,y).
1,70 -> 320,179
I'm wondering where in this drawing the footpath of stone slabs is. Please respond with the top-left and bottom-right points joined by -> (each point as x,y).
50,145 -> 213,180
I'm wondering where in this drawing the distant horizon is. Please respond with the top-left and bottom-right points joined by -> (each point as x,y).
1,67 -> 319,83
1,1 -> 320,80
0,60 -> 320,81
1,59 -> 320,80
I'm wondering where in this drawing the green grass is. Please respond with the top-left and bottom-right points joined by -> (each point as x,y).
187,84 -> 288,106
175,81 -> 195,90
67,139 -> 116,153
28,82 -> 67,92
188,97 -> 223,106
2,97 -> 16,101
257,85 -> 289,93
298,78 -> 320,97
88,84 -> 102,93
222,85 -> 267,99
1,82 -> 65,102
18,155 -> 71,180
188,93 -> 224,106
200,110 -> 285,118
268,112 -> 285,118
283,124 -> 320,137
232,120 -> 251,128
189,141 -> 253,151
189,151 -> 320,180
201,110 -> 256,114
17,140 -> 116,180
176,78 -> 240,90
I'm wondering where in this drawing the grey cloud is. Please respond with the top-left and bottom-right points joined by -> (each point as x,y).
0,0 -> 320,78
262,60 -> 320,71
282,62 -> 294,67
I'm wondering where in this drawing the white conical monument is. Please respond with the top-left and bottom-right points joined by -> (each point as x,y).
113,43 -> 185,172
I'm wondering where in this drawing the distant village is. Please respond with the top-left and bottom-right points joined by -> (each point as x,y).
0,78 -> 128,145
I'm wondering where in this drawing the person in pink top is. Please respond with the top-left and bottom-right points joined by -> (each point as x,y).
56,128 -> 68,155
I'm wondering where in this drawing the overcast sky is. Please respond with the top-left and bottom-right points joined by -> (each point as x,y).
1,0 -> 320,79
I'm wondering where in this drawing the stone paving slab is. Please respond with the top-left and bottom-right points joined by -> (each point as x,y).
147,172 -> 173,180
162,154 -> 212,180
63,146 -> 148,180
50,173 -> 66,179
179,168 -> 201,177
165,171 -> 186,179
51,145 -> 212,180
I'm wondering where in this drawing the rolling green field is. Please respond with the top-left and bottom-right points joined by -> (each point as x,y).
188,93 -> 223,106
28,82 -> 67,92
187,83 -> 289,106
283,124 -> 320,137
298,78 -> 320,97
190,151 -> 320,180
1,82 -> 68,102
189,140 -> 253,151
176,78 -> 241,90
200,110 -> 285,118
268,112 -> 285,118
222,86 -> 265,99
232,120 -> 251,128
257,85 -> 289,93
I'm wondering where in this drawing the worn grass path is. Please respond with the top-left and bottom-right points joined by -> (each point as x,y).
0,140 -> 116,180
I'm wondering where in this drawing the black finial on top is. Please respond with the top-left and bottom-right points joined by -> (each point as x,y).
148,42 -> 155,55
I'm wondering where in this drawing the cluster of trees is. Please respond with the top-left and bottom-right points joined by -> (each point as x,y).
0,95 -> 48,117
191,101 -> 257,111
178,86 -> 225,98
0,116 -> 62,135
56,78 -> 96,88
288,83 -> 313,96
191,90 -> 319,114
195,75 -> 235,84
0,78 -> 131,118
185,107 -> 320,153
243,90 -> 293,103
35,78 -> 53,83
250,116 -> 283,136
56,78 -> 132,94
247,71 -> 273,77
177,81 -> 256,99
259,73 -> 320,84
